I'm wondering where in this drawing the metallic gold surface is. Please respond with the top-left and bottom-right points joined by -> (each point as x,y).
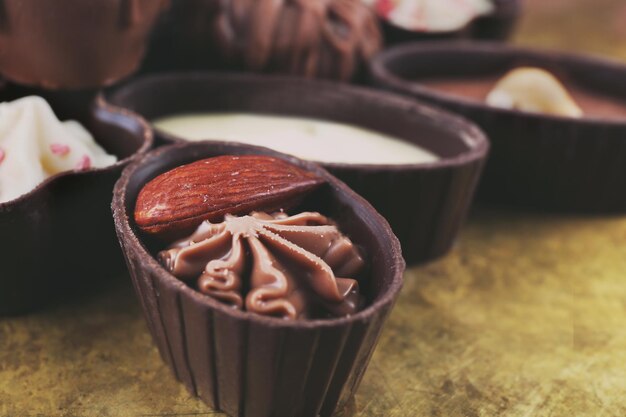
2,1 -> 626,415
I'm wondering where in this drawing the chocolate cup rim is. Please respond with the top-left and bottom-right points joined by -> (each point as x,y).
112,140 -> 406,329
380,0 -> 522,36
0,96 -> 154,209
105,72 -> 489,171
370,41 -> 626,127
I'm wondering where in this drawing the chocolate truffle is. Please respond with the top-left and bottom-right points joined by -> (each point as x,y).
213,0 -> 382,80
0,0 -> 170,89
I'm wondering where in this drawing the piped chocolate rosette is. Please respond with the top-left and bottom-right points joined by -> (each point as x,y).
135,155 -> 366,320
160,211 -> 364,319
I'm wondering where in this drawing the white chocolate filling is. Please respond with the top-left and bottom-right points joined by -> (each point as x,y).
153,113 -> 440,165
0,96 -> 117,203
486,67 -> 583,118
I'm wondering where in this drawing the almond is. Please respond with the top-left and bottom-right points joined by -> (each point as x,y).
134,155 -> 325,239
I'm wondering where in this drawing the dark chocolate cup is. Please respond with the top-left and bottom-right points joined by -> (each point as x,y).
112,141 -> 405,417
381,0 -> 522,45
0,95 -> 153,316
369,42 -> 626,212
0,0 -> 169,89
104,72 -> 488,265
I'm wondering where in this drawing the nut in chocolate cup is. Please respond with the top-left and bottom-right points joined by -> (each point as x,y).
104,72 -> 489,265
111,141 -> 405,417
0,0 -> 170,89
0,94 -> 153,316
369,42 -> 626,212
380,0 -> 522,45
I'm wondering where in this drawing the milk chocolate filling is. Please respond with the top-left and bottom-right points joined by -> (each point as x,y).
159,211 -> 365,319
419,75 -> 626,120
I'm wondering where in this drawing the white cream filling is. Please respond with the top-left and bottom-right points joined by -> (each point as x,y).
368,0 -> 494,32
0,96 -> 118,203
153,113 -> 440,165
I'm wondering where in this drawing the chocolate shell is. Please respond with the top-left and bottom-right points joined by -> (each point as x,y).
0,0 -> 169,89
0,93 -> 153,315
379,0 -> 522,45
369,42 -> 626,211
112,141 -> 405,417
104,72 -> 489,265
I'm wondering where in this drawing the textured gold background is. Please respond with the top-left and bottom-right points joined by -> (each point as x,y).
2,1 -> 626,416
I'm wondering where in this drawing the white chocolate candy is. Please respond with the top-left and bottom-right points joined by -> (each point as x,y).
367,0 -> 494,32
153,113 -> 440,165
486,67 -> 583,118
0,96 -> 117,203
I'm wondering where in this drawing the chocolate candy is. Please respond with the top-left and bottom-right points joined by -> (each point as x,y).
213,0 -> 382,80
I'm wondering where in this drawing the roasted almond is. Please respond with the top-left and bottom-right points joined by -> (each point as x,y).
134,155 -> 325,238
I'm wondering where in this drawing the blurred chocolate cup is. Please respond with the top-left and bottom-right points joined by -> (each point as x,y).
370,42 -> 626,211
142,0 -> 381,81
0,0 -> 170,89
105,72 -> 489,265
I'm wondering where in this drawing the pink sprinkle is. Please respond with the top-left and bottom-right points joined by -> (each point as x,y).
0,148 -> 5,164
376,0 -> 395,17
75,155 -> 92,170
50,143 -> 71,156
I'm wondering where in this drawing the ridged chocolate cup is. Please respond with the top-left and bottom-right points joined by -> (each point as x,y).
0,94 -> 153,316
104,72 -> 489,265
380,0 -> 522,45
0,0 -> 170,89
112,141 -> 405,417
369,42 -> 626,212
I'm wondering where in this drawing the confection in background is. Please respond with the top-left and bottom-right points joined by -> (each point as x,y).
1,0 -> 626,416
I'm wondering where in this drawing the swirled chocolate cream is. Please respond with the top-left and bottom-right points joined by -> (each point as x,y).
160,212 -> 365,319
0,96 -> 117,203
